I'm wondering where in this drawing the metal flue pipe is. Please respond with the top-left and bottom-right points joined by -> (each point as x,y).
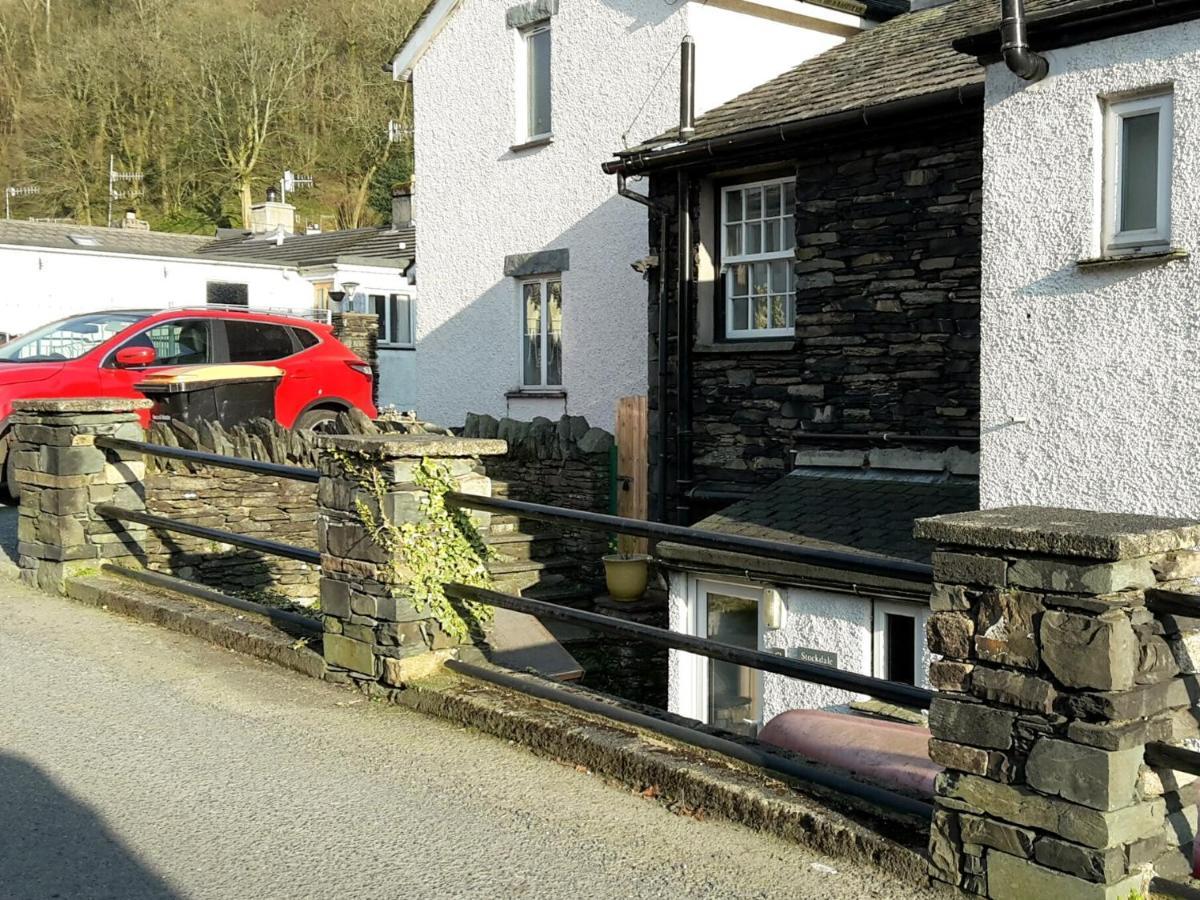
1000,0 -> 1049,82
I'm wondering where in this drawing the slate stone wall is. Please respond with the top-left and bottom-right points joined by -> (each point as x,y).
331,312 -> 379,406
141,420 -> 322,605
462,412 -> 614,577
916,507 -> 1200,897
647,112 -> 982,520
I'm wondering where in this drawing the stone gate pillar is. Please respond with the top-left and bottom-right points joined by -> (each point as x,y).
917,507 -> 1200,898
316,433 -> 506,693
13,398 -> 149,592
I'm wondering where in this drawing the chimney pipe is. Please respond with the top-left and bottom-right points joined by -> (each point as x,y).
1000,0 -> 1048,82
679,36 -> 695,140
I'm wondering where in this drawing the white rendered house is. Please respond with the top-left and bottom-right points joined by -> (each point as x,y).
955,2 -> 1200,517
392,0 -> 903,430
0,208 -> 418,411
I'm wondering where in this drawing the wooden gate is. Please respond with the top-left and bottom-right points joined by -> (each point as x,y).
615,395 -> 648,553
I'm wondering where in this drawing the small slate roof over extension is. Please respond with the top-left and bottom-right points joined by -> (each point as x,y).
658,470 -> 978,592
198,225 -> 417,268
0,220 -> 213,259
616,0 -> 1083,156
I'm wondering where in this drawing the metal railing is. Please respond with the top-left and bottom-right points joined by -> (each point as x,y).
94,436 -> 320,483
445,492 -> 934,583
93,436 -> 321,627
444,582 -> 934,709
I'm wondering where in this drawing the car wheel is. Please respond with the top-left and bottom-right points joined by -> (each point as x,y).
294,408 -> 346,435
1,447 -> 17,505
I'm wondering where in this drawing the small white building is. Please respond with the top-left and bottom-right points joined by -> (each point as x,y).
392,0 -> 904,430
0,200 -> 418,410
659,458 -> 977,734
955,2 -> 1200,517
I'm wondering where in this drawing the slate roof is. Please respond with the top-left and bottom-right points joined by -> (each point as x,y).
0,220 -> 214,259
657,470 -> 978,591
617,0 -> 1084,156
197,225 -> 416,268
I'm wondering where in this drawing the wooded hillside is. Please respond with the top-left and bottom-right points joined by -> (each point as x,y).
0,0 -> 423,232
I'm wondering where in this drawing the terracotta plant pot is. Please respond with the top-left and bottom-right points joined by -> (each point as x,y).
602,553 -> 652,601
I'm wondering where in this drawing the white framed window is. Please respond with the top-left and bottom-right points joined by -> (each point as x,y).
1102,91 -> 1173,254
353,292 -> 414,348
679,578 -> 764,737
516,22 -> 552,143
519,275 -> 562,388
721,177 -> 796,339
871,600 -> 925,688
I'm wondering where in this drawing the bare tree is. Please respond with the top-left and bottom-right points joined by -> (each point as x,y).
191,15 -> 324,226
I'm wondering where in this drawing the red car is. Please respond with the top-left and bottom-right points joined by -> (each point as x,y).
0,307 -> 377,488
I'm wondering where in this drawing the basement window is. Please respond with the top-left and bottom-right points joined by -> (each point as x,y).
1102,91 -> 1173,255
721,177 -> 796,339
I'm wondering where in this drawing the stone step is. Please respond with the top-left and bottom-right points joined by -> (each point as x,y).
485,514 -> 521,535
485,531 -> 559,561
492,569 -> 570,594
522,580 -> 599,607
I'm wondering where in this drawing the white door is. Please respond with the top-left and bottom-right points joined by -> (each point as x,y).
680,578 -> 764,737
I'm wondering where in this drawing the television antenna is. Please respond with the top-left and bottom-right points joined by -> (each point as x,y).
5,184 -> 39,220
107,155 -> 143,227
280,169 -> 314,204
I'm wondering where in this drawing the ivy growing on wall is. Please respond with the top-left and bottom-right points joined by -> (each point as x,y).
335,450 -> 494,642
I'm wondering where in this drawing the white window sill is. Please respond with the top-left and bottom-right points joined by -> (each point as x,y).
510,135 -> 553,153
378,343 -> 415,351
695,339 -> 795,355
1077,247 -> 1188,269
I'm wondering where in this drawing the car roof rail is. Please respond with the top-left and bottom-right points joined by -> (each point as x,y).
163,302 -> 333,326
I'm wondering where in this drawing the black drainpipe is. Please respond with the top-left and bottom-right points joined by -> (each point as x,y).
674,37 -> 696,525
1000,0 -> 1049,82
616,174 -> 672,523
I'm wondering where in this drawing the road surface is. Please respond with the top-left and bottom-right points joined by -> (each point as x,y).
0,582 -> 933,900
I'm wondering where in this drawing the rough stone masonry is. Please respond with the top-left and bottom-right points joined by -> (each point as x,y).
13,398 -> 150,592
917,506 -> 1200,899
317,432 -> 506,693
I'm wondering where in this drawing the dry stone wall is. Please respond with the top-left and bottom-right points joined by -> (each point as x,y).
917,507 -> 1200,898
462,413 -> 613,580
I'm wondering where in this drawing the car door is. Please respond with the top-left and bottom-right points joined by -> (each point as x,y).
218,318 -> 303,422
97,317 -> 216,398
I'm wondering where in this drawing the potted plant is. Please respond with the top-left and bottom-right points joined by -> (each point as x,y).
602,552 -> 652,601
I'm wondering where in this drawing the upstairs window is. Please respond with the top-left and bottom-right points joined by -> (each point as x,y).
520,276 -> 562,388
1102,91 -> 1173,254
518,23 -> 552,142
721,177 -> 796,339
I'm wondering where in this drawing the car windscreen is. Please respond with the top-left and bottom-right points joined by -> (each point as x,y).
0,312 -> 150,362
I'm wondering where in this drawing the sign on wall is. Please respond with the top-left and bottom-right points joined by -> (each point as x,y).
787,647 -> 838,668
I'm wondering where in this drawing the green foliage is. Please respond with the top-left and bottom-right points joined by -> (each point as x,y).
0,0 -> 423,231
340,452 -> 494,643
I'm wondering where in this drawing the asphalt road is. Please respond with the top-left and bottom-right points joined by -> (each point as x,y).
0,582 -> 934,900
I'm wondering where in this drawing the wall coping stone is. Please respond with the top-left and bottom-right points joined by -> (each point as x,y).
13,398 -> 153,413
318,434 -> 508,458
916,506 -> 1200,561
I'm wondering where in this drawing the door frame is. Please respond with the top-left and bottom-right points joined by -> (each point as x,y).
678,575 -> 766,731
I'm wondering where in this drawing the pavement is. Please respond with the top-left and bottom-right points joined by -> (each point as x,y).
0,502 -> 18,577
0,582 -> 939,900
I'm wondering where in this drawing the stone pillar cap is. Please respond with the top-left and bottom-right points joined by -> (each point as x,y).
12,398 -> 153,413
318,433 -> 508,458
915,506 -> 1200,561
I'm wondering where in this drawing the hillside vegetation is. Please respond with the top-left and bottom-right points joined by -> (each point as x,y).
0,0 -> 423,232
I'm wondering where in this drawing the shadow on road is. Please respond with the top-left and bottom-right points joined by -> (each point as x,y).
0,504 -> 18,577
0,751 -> 179,899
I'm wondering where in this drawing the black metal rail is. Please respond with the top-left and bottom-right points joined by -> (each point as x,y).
105,563 -> 322,635
444,582 -> 934,709
445,493 -> 934,583
1145,588 -> 1200,619
1145,741 -> 1200,777
96,504 -> 321,565
446,658 -> 934,820
94,436 -> 320,484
